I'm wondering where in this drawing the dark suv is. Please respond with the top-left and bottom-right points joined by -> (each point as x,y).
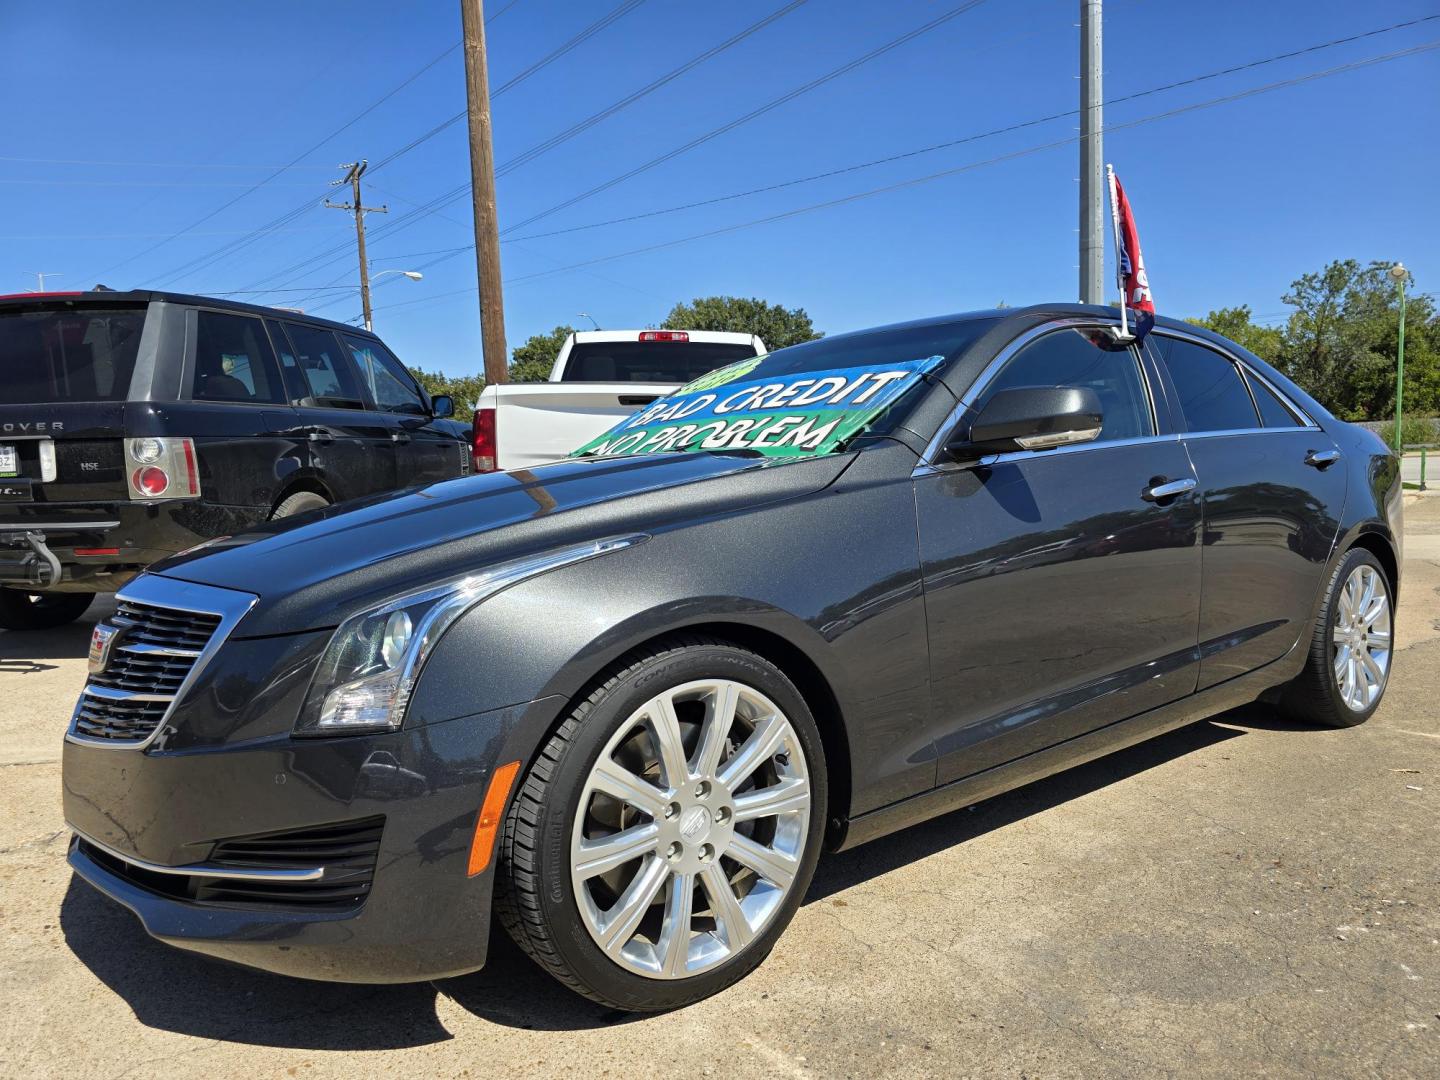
0,290 -> 470,631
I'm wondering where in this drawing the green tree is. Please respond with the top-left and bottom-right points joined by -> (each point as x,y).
509,324 -> 573,382
409,367 -> 485,423
1275,260 -> 1438,421
1186,305 -> 1283,366
661,296 -> 822,351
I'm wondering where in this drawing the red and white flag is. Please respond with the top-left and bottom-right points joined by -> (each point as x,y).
1106,165 -> 1155,339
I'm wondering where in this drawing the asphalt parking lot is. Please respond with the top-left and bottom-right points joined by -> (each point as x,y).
2,502 -> 1437,1079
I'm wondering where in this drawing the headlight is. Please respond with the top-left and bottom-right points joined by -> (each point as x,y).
295,535 -> 645,736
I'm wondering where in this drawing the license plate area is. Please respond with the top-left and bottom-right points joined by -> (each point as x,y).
0,445 -> 16,478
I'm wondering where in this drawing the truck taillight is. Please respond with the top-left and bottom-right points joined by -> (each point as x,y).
638,331 -> 688,342
473,408 -> 498,473
124,437 -> 201,501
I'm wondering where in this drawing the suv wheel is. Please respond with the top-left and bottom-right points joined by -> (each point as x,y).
495,637 -> 827,1011
1283,547 -> 1393,727
271,491 -> 330,519
0,590 -> 94,632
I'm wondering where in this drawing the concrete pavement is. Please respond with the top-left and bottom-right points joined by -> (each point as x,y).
1,503 -> 1437,1078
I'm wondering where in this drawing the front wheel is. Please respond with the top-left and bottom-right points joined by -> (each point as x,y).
1283,547 -> 1394,727
495,637 -> 827,1011
0,590 -> 94,631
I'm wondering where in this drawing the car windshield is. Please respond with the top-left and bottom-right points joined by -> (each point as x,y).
559,340 -> 759,383
572,318 -> 998,461
0,305 -> 147,404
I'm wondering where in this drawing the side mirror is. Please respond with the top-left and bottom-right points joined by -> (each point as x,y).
946,386 -> 1103,461
430,394 -> 455,419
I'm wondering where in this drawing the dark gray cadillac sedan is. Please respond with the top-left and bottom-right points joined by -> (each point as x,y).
63,304 -> 1402,1011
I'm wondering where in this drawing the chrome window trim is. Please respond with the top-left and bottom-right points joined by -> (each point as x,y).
916,317 -> 1159,472
913,432 -> 1182,478
1145,327 -> 1319,431
65,575 -> 257,751
70,825 -> 326,882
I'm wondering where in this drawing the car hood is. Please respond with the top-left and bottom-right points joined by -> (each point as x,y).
152,451 -> 852,636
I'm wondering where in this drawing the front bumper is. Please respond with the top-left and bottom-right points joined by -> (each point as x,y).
62,696 -> 560,983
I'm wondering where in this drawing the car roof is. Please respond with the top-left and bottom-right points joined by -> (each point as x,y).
570,329 -> 760,344
813,303 -> 1205,341
0,289 -> 378,338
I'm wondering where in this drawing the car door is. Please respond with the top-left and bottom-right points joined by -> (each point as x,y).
340,333 -> 459,487
273,321 -> 397,502
177,308 -> 302,512
1147,331 -> 1346,689
915,322 -> 1204,784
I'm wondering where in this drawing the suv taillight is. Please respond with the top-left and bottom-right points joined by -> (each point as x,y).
124,437 -> 201,501
472,408 -> 497,473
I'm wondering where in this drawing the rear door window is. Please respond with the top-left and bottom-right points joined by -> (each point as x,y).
342,334 -> 427,415
264,319 -> 314,403
192,311 -> 285,404
0,305 -> 146,403
283,323 -> 367,409
1248,373 -> 1305,428
1153,336 -> 1260,432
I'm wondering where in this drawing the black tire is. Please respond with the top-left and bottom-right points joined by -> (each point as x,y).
494,636 -> 828,1012
0,590 -> 94,632
270,490 -> 330,519
1282,547 -> 1393,728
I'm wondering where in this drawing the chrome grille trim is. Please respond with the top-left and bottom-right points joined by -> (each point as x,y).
66,575 -> 257,751
71,826 -> 326,882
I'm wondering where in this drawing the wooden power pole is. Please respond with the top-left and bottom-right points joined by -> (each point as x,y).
460,0 -> 509,384
325,161 -> 387,330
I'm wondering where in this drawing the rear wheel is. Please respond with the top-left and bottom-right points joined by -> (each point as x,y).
0,590 -> 94,631
495,637 -> 827,1011
271,490 -> 330,519
1283,547 -> 1393,727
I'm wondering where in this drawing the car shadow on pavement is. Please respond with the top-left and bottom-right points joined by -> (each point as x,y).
59,704 -> 1287,1044
805,710 -> 1261,903
0,595 -> 113,665
60,876 -> 640,1048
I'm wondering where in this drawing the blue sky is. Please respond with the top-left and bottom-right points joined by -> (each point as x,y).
2,0 -> 1437,375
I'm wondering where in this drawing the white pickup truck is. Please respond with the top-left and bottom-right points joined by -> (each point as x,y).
471,328 -> 766,471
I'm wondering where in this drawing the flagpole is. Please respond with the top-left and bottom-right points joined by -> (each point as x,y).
1105,163 -> 1130,340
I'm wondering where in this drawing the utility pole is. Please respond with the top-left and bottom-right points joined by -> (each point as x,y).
325,161 -> 387,331
26,271 -> 61,292
1079,0 -> 1104,305
460,0 -> 509,385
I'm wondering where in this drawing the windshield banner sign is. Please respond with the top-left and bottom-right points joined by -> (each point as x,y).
572,356 -> 942,460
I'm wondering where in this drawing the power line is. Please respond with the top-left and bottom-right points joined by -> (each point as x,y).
242,0 -> 813,295
357,40 -> 1439,316
323,18 -> 1440,298
505,12 -> 1440,243
85,1 -> 524,288
500,0 -> 990,235
366,0 -> 652,173
0,156 -> 339,170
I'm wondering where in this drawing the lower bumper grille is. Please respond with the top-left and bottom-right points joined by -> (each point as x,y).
77,817 -> 385,912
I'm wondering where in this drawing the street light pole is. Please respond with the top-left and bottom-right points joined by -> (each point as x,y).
1390,262 -> 1408,451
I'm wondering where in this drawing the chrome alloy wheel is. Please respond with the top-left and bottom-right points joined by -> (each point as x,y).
1332,563 -> 1392,712
569,679 -> 811,980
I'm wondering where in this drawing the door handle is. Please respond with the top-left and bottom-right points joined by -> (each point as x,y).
1143,477 -> 1197,502
307,430 -> 334,444
1305,448 -> 1341,468
391,432 -> 411,445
